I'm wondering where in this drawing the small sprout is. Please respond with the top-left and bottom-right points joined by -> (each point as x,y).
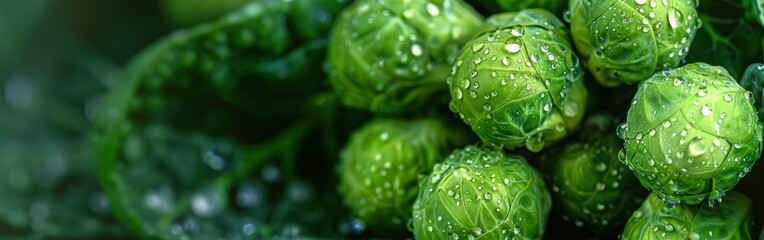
412,146 -> 552,239
569,0 -> 699,86
328,0 -> 483,114
537,115 -> 647,235
338,118 -> 466,233
621,191 -> 754,239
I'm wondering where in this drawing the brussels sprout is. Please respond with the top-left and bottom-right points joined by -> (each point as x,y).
448,9 -> 587,152
328,0 -> 483,114
468,0 -> 567,15
412,146 -> 552,239
740,63 -> 764,120
569,0 -> 700,87
621,191 -> 754,240
538,115 -> 646,235
618,62 -> 763,206
338,118 -> 466,233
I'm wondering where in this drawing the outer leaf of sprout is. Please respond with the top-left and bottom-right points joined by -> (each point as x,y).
328,0 -> 483,114
621,191 -> 753,240
740,63 -> 764,120
537,115 -> 646,235
412,146 -> 551,240
745,0 -> 764,27
448,9 -> 586,152
338,118 -> 465,233
619,62 -> 763,205
289,0 -> 351,40
93,1 -> 351,238
569,0 -> 700,87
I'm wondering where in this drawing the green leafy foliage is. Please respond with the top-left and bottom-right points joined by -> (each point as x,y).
687,0 -> 763,80
618,62 -> 763,206
412,146 -> 551,239
327,0 -> 483,114
448,9 -> 587,152
622,191 -> 753,239
92,0 -> 365,238
0,90 -> 125,239
569,0 -> 700,86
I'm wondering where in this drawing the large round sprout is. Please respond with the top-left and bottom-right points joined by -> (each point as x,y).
338,118 -> 465,233
538,115 -> 646,235
328,0 -> 483,114
569,0 -> 700,87
412,146 -> 551,239
448,9 -> 587,152
618,62 -> 763,206
622,191 -> 754,240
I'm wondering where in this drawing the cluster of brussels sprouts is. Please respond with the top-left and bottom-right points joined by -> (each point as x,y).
326,0 -> 764,238
25,0 -> 764,238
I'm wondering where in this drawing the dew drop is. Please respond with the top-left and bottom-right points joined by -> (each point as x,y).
504,42 -> 522,53
616,123 -> 628,139
191,188 -> 224,218
483,193 -> 492,200
687,137 -> 707,157
454,89 -> 463,99
530,53 -> 540,63
510,27 -> 524,37
595,162 -> 607,172
563,102 -> 579,117
501,56 -> 510,66
563,9 -> 572,23
236,180 -> 266,208
460,78 -> 471,89
667,7 -> 682,29
700,104 -> 713,116
566,53 -> 580,69
411,44 -> 423,56
426,3 -> 440,16
472,43 -> 484,53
